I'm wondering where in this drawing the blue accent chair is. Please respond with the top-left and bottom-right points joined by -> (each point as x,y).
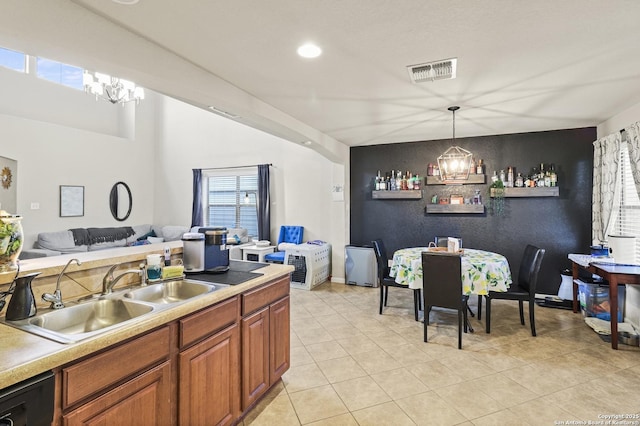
264,226 -> 304,263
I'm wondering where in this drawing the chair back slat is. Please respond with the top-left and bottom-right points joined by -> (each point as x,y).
422,252 -> 463,310
371,239 -> 390,278
517,244 -> 545,294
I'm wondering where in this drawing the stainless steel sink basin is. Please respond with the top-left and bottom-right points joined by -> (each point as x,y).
1,279 -> 228,344
123,280 -> 218,304
4,299 -> 155,344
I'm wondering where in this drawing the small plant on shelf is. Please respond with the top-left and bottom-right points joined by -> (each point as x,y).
488,180 -> 505,216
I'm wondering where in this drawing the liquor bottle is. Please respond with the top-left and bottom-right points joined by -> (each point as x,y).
506,167 -> 514,188
476,159 -> 484,175
389,170 -> 397,191
469,158 -> 476,174
375,171 -> 381,190
515,173 -> 524,188
549,164 -> 557,187
499,169 -> 506,183
396,170 -> 402,190
414,174 -> 421,190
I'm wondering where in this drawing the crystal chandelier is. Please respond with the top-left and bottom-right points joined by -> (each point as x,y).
83,71 -> 145,105
437,106 -> 472,181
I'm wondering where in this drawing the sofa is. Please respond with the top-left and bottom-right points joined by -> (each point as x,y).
20,224 -> 190,259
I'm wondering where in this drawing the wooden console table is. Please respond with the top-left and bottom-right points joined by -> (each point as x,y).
569,254 -> 640,350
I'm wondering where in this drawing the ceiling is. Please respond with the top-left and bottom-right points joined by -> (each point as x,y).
10,1 -> 640,149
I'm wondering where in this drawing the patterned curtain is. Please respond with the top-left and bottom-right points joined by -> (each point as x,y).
624,121 -> 640,198
592,133 -> 622,243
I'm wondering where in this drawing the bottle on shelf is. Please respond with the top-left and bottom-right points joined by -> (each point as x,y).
469,158 -> 476,175
414,174 -> 421,190
473,189 -> 482,205
515,172 -> 524,188
389,170 -> 397,191
375,171 -> 381,190
499,169 -> 506,183
491,170 -> 499,183
476,159 -> 484,175
550,164 -> 558,187
396,170 -> 402,190
506,167 -> 514,188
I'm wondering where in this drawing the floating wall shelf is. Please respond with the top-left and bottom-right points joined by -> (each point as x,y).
426,204 -> 485,214
372,190 -> 422,200
490,187 -> 559,198
426,174 -> 486,185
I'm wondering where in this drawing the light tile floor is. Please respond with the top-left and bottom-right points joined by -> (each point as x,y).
242,282 -> 640,425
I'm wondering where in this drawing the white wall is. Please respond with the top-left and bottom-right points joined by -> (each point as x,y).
154,97 -> 347,280
0,67 -> 348,280
0,66 -> 157,248
597,100 -> 640,330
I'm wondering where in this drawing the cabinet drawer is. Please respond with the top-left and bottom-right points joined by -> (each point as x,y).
62,326 -> 171,409
180,296 -> 239,349
242,278 -> 289,316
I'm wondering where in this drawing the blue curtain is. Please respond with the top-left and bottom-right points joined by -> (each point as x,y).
191,169 -> 203,228
258,164 -> 270,241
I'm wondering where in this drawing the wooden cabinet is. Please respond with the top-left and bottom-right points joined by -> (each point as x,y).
63,361 -> 172,426
240,277 -> 290,411
60,326 -> 172,425
53,275 -> 290,426
178,296 -> 240,426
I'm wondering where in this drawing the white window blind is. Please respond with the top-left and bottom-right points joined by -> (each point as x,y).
612,141 -> 640,264
204,169 -> 258,238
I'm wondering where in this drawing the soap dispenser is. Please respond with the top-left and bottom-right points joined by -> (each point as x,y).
5,272 -> 40,321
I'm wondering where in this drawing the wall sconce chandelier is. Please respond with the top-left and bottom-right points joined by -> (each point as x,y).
83,71 -> 145,106
437,106 -> 472,181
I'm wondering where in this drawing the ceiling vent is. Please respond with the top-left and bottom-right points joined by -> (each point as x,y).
407,58 -> 457,83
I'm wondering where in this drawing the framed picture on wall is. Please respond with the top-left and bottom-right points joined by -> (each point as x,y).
60,185 -> 84,217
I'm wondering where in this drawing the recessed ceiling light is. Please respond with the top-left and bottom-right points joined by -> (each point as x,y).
302,140 -> 313,146
297,43 -> 322,59
111,0 -> 140,5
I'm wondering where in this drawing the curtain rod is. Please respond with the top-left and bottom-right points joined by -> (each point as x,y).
199,163 -> 273,171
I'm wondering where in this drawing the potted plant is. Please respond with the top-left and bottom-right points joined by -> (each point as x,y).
488,180 -> 505,216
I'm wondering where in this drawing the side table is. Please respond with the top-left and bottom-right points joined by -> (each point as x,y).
242,245 -> 276,262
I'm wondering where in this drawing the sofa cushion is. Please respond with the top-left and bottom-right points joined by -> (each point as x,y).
157,226 -> 189,242
37,230 -> 88,253
88,239 -> 128,251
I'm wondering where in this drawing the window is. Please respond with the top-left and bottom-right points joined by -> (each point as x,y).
204,168 -> 258,238
611,140 -> 640,263
36,57 -> 84,90
0,46 -> 26,72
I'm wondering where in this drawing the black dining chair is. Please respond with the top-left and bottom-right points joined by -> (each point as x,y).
478,244 -> 545,336
422,252 -> 470,349
372,239 -> 421,321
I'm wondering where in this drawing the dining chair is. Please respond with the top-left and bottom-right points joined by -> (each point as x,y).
372,239 -> 421,321
479,244 -> 545,336
421,252 -> 469,349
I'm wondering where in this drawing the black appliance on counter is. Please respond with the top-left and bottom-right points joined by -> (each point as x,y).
0,370 -> 54,426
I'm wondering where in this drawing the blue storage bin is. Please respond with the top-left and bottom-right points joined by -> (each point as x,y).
578,281 -> 625,322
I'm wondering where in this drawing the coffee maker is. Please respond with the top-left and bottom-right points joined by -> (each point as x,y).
202,227 -> 230,273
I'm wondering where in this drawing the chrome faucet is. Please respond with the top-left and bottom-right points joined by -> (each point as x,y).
42,258 -> 81,309
102,263 -> 146,295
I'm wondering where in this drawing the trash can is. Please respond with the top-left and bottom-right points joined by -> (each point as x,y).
345,245 -> 378,287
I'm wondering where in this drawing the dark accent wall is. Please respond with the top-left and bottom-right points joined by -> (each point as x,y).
350,127 -> 596,295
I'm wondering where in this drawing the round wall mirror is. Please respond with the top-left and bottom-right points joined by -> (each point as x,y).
109,181 -> 132,221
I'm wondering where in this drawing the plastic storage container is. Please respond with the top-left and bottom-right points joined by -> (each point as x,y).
577,280 -> 625,322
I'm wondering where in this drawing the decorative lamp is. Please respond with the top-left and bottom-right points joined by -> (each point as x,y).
437,106 -> 472,181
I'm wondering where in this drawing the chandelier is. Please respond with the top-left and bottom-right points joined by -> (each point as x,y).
83,71 -> 145,105
437,106 -> 472,181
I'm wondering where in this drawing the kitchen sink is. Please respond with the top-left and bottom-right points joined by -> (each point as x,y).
123,280 -> 219,305
4,299 -> 155,344
1,279 -> 228,344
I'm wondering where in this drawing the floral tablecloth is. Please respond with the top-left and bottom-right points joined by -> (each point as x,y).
389,247 -> 512,295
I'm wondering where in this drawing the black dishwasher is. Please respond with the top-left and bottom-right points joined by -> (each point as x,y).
0,370 -> 54,426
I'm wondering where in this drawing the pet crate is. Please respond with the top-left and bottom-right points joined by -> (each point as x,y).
285,242 -> 331,290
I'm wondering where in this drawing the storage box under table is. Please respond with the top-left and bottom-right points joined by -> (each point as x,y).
577,280 -> 625,322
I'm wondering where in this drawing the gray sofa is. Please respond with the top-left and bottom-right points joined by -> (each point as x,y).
20,224 -> 190,259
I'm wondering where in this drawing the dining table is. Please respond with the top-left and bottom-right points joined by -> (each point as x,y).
389,247 -> 513,295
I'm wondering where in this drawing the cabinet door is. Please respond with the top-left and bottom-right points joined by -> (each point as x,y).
241,306 -> 269,410
269,296 -> 290,383
179,323 -> 240,426
63,361 -> 172,426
